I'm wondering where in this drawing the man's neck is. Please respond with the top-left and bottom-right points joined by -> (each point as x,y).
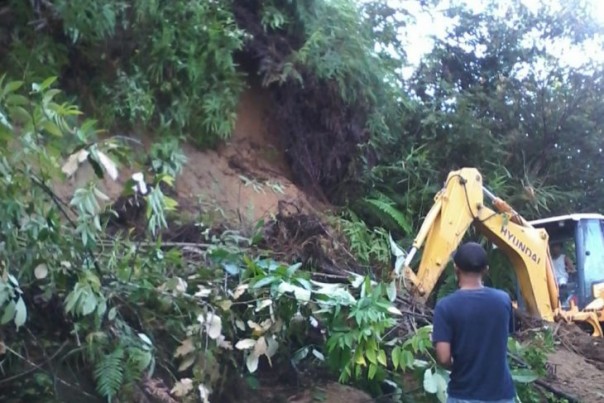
458,276 -> 484,290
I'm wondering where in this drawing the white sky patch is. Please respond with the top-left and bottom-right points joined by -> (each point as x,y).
378,0 -> 604,78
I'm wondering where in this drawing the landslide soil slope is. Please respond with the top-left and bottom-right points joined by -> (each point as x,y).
54,83 -> 322,226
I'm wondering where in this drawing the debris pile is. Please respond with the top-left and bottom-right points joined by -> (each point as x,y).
556,323 -> 604,368
261,201 -> 364,277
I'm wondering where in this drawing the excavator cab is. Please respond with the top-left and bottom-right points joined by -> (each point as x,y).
529,214 -> 604,312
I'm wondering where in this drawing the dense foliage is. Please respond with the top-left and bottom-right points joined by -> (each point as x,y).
1,0 -> 603,401
1,0 -> 400,196
0,76 -> 455,402
4,0 -> 602,214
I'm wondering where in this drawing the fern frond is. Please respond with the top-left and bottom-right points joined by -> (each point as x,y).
126,346 -> 153,377
363,197 -> 411,233
94,347 -> 125,401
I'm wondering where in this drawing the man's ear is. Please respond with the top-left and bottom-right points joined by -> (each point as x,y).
483,265 -> 490,274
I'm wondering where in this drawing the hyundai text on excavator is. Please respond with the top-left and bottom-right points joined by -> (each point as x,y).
390,167 -> 604,337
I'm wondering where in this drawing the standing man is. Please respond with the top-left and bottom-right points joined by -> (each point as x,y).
432,242 -> 516,403
550,242 -> 575,301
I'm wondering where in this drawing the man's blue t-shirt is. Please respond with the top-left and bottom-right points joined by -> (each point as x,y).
432,287 -> 515,401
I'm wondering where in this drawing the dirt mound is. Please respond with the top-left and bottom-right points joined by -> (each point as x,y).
286,383 -> 374,403
557,323 -> 604,369
493,311 -> 604,401
176,85 -> 319,224
526,323 -> 604,402
224,381 -> 374,403
515,310 -> 604,366
53,84 -> 321,227
216,357 -> 374,403
261,201 -> 364,276
547,348 -> 604,402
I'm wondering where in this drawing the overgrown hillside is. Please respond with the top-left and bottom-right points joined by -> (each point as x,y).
1,0 -> 604,402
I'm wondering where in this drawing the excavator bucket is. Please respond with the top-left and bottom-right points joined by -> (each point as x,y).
558,306 -> 603,337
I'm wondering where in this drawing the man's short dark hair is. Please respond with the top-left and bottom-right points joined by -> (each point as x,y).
453,242 -> 488,273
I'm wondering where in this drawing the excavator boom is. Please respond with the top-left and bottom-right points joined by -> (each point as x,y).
393,168 -> 603,336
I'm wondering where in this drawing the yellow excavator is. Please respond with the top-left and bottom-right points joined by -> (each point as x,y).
390,167 -> 604,337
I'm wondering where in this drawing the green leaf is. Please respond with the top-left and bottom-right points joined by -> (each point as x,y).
0,284 -> 10,306
1,300 -> 16,324
511,368 -> 539,383
9,106 -> 32,125
158,174 -> 175,187
33,77 -> 58,93
293,285 -> 311,303
252,275 -> 277,289
96,298 -> 107,318
94,348 -> 124,399
363,198 -> 412,233
14,297 -> 27,328
64,287 -> 82,314
377,349 -> 387,366
368,363 -> 377,380
386,281 -> 397,302
138,333 -> 153,347
42,120 -> 63,137
366,347 -> 377,364
286,262 -> 302,276
0,120 -> 12,141
311,349 -> 325,361
8,274 -> 19,288
434,368 -> 450,402
423,368 -> 437,394
81,293 -> 98,316
42,89 -> 62,105
402,350 -> 414,369
391,348 -> 400,369
2,80 -> 23,97
295,277 -> 312,290
223,263 -> 240,275
292,346 -> 310,364
6,94 -> 29,107
411,335 -> 420,353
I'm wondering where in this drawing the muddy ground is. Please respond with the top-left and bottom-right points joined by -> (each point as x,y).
544,324 -> 604,402
229,380 -> 376,403
547,349 -> 604,402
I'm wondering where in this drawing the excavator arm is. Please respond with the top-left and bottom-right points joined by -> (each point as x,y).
393,168 -> 603,336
